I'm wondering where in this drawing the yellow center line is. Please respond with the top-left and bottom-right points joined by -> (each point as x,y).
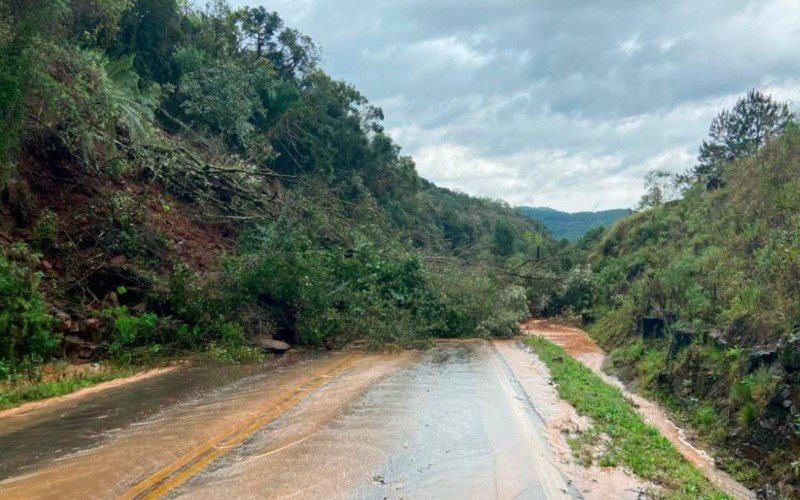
119,354 -> 358,500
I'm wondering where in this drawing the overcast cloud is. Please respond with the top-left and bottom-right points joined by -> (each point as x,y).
231,0 -> 800,211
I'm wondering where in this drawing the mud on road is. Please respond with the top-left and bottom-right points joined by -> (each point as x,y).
1,339 -> 654,499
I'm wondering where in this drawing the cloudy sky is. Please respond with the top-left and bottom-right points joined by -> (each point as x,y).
232,0 -> 800,211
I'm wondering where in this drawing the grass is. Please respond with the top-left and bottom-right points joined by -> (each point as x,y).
525,335 -> 729,499
0,367 -> 139,411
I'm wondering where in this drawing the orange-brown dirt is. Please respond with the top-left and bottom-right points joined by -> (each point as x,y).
5,158 -> 235,274
0,155 -> 243,369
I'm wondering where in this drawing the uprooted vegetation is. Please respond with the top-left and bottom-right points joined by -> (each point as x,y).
0,0 -> 579,393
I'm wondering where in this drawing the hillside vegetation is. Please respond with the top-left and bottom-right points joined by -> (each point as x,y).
0,0 -> 573,386
516,206 -> 630,241
587,95 -> 800,494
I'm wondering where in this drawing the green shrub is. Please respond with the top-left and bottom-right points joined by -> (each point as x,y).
0,252 -> 59,377
738,403 -> 758,428
693,405 -> 718,430
32,209 -> 59,250
741,367 -> 778,409
101,306 -> 159,362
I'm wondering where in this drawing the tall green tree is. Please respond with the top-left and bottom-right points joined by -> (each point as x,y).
111,0 -> 183,82
0,0 -> 68,167
236,6 -> 282,58
493,220 -> 516,257
695,89 -> 793,185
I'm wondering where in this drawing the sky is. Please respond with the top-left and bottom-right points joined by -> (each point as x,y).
230,0 -> 800,211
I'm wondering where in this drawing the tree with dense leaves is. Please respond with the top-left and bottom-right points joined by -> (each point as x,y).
236,6 -> 282,58
111,0 -> 183,83
694,89 -> 793,186
493,220 -> 516,257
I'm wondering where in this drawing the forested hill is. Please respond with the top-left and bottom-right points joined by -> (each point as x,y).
516,206 -> 630,241
586,91 -> 800,491
0,0 -> 575,378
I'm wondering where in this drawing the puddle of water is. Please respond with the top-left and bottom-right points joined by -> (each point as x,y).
522,319 -> 755,500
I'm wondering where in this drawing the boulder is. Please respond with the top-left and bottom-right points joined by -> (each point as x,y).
706,328 -> 728,348
62,335 -> 97,362
748,345 -> 778,371
83,317 -> 101,334
669,329 -> 694,357
781,333 -> 800,372
52,308 -> 73,333
255,336 -> 290,353
642,317 -> 666,340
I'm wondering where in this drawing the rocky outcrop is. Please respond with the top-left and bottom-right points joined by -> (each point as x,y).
780,333 -> 800,372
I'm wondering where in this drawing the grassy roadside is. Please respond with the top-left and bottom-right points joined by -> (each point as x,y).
0,366 -> 141,411
525,335 -> 728,499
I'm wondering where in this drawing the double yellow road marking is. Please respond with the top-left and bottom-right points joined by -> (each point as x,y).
120,354 -> 358,499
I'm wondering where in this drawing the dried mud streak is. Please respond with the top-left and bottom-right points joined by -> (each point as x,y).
522,319 -> 755,500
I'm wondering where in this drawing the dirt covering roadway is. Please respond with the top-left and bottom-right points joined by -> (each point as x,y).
0,338 -> 665,499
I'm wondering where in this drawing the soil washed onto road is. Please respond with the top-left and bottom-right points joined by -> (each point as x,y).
1,339 -> 659,499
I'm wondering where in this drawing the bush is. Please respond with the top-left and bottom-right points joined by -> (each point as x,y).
101,306 -> 159,363
0,251 -> 59,377
476,285 -> 529,337
32,209 -> 59,251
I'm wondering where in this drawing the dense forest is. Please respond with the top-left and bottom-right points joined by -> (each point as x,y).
516,206 -> 631,242
586,90 -> 800,493
0,0 -> 592,380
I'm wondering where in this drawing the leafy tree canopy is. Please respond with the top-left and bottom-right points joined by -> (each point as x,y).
695,89 -> 793,185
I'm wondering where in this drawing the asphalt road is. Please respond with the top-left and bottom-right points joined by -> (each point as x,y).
0,340 -> 578,499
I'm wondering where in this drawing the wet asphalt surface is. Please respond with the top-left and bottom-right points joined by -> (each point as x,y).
0,341 -> 575,499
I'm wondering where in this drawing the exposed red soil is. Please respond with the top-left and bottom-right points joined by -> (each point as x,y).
9,157 -> 235,274
0,156 -> 240,366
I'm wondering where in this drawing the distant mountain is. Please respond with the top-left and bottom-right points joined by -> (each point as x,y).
515,206 -> 631,241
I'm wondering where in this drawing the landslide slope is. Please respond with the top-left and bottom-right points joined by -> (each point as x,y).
0,1 -> 560,378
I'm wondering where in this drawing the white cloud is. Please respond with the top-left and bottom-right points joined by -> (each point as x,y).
366,36 -> 492,71
618,35 -> 642,57
231,0 -> 800,211
657,35 -> 688,53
